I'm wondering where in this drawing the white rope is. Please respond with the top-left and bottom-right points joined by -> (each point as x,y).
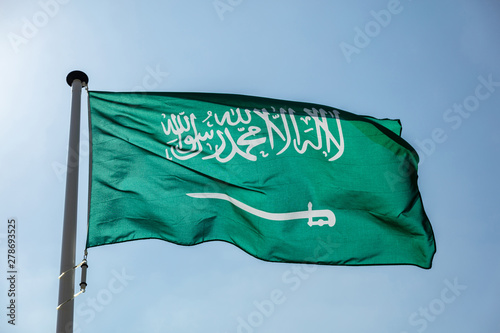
58,259 -> 86,279
56,290 -> 84,310
57,252 -> 88,310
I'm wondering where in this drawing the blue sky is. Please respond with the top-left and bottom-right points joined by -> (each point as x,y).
1,0 -> 499,332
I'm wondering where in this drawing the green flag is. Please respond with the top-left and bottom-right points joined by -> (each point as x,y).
87,91 -> 435,268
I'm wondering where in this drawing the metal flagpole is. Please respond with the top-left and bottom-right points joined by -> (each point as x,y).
56,71 -> 89,333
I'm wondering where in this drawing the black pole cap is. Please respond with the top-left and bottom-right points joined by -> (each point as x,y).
66,70 -> 89,86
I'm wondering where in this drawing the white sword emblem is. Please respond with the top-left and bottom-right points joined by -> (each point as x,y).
187,193 -> 335,227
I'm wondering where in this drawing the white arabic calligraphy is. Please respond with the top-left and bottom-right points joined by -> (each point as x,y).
161,106 -> 344,163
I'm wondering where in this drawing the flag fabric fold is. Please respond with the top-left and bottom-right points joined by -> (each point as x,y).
86,91 -> 435,268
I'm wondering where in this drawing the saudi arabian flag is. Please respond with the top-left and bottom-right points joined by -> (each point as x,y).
87,91 -> 435,269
